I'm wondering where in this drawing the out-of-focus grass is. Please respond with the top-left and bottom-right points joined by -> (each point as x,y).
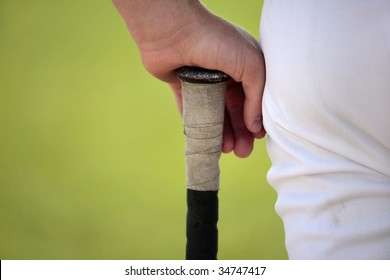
0,0 -> 287,259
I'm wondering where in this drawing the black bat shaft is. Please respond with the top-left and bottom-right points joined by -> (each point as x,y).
186,189 -> 218,260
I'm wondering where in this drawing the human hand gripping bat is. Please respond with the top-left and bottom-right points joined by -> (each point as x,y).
112,0 -> 266,259
113,0 -> 266,158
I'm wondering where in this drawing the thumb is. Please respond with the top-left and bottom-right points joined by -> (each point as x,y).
225,29 -> 266,135
213,23 -> 266,135
242,51 -> 266,135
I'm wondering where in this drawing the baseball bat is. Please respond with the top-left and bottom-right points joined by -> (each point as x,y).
176,66 -> 230,260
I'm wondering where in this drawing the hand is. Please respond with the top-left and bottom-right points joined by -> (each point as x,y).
113,0 -> 266,157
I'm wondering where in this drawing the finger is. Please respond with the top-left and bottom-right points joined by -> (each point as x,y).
225,82 -> 254,158
169,82 -> 183,116
222,109 -> 234,154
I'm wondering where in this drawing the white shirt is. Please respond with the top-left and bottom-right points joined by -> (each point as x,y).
260,0 -> 390,259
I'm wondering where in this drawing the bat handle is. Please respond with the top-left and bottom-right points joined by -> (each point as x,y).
176,66 -> 230,260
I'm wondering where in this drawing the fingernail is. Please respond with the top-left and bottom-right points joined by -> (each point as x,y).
252,119 -> 262,133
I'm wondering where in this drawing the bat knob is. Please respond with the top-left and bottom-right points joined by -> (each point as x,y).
176,66 -> 231,84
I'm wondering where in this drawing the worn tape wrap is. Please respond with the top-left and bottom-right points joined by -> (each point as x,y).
182,81 -> 226,191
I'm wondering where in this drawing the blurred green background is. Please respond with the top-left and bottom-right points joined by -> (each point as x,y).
0,0 -> 287,259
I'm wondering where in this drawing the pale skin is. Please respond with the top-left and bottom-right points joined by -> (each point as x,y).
112,0 -> 266,157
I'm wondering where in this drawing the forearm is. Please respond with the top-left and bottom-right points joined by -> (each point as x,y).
112,0 -> 205,52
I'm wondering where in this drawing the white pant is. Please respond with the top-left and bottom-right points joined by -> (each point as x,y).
260,0 -> 390,259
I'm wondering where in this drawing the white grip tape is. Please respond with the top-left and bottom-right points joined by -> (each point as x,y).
182,81 -> 226,191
